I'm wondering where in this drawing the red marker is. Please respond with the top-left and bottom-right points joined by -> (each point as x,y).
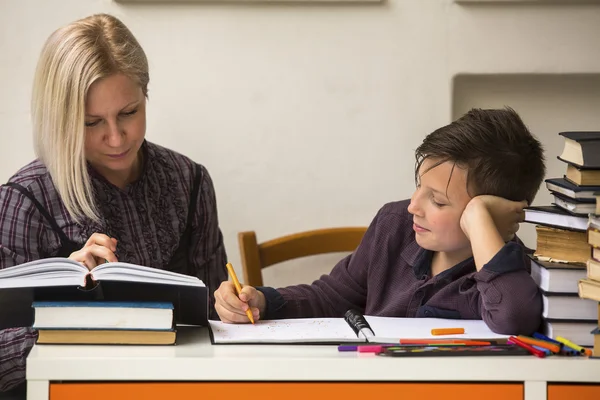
508,336 -> 545,358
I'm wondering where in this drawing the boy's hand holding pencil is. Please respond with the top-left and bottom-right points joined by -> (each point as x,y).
215,263 -> 265,324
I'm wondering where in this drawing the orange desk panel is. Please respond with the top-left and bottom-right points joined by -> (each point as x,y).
50,382 -> 523,400
548,384 -> 600,400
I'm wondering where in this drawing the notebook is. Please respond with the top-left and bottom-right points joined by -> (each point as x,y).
208,312 -> 510,344
0,258 -> 207,329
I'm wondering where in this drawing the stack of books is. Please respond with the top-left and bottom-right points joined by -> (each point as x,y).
0,257 -> 209,338
525,131 -> 600,347
578,197 -> 600,356
33,301 -> 176,345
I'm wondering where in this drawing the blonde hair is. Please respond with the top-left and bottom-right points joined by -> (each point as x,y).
32,13 -> 149,223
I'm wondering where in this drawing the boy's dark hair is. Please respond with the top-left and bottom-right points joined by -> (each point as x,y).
415,107 -> 545,204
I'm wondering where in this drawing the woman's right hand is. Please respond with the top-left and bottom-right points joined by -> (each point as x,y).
69,233 -> 118,270
214,281 -> 265,323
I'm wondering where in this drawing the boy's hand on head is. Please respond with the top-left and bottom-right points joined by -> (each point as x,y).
460,195 -> 527,242
214,281 -> 266,324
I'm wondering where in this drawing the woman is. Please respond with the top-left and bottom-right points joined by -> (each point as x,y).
0,14 -> 227,392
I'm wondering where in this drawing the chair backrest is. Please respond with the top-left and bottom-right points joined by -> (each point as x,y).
238,227 -> 368,287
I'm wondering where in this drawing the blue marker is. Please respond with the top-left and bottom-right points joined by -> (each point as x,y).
532,345 -> 552,356
533,332 -> 563,346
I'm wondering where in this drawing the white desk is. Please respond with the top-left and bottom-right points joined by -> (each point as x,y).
26,327 -> 600,400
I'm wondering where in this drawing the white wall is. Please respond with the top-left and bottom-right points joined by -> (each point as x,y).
1,0 -> 600,286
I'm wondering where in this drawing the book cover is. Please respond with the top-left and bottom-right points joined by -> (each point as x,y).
559,131 -> 600,142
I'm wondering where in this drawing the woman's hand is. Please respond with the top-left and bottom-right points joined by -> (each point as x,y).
69,233 -> 118,270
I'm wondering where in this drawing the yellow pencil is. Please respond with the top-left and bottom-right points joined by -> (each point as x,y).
225,262 -> 255,324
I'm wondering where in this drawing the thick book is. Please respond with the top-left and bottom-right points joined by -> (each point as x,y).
36,328 -> 176,345
0,258 -> 207,329
32,301 -> 174,330
529,256 -> 586,293
544,319 -> 597,347
534,225 -> 590,264
594,247 -> 600,264
589,227 -> 600,249
591,215 -> 600,230
565,164 -> 600,187
545,177 -> 600,200
558,131 -> 600,169
208,314 -> 509,344
588,259 -> 600,281
552,193 -> 596,215
524,205 -> 588,231
542,292 -> 598,320
578,278 -> 600,302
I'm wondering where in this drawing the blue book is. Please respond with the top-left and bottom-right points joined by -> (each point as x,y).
32,301 -> 174,309
32,300 -> 175,330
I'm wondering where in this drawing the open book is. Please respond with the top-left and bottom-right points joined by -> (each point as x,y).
208,315 -> 510,344
0,258 -> 207,329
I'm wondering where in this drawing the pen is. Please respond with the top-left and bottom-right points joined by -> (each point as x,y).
225,262 -> 255,324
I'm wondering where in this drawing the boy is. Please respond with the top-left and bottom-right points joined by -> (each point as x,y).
215,107 -> 546,335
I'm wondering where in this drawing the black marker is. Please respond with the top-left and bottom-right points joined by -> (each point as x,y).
344,309 -> 375,339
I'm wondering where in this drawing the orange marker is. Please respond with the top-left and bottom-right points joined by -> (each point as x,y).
431,328 -> 465,336
225,262 -> 255,324
517,336 -> 561,353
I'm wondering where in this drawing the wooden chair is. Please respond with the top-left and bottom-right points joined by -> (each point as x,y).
238,227 -> 368,287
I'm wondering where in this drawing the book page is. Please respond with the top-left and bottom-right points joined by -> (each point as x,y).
209,318 -> 362,344
92,263 -> 204,287
365,316 -> 510,342
0,258 -> 86,288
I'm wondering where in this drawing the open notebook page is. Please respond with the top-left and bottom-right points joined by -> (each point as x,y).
365,316 -> 510,342
209,318 -> 360,344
